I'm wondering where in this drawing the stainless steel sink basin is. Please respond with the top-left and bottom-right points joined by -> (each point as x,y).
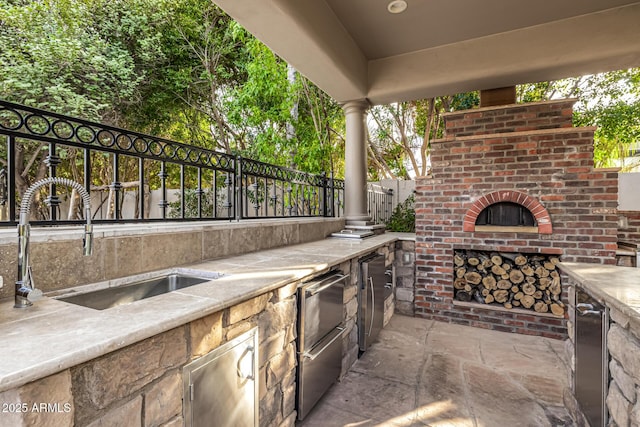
58,273 -> 217,310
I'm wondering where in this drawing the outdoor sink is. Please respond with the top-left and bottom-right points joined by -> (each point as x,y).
58,272 -> 221,310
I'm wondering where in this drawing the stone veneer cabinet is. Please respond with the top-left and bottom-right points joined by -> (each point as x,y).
1,283 -> 301,427
0,234 -> 397,427
561,263 -> 640,427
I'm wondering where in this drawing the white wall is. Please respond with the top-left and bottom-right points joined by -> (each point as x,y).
373,179 -> 415,207
619,173 -> 640,211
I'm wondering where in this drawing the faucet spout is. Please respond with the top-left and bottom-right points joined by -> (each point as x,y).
15,177 -> 93,308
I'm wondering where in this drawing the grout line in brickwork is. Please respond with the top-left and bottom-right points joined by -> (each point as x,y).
440,99 -> 579,117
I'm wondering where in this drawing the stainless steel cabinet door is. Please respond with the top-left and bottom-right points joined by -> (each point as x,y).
359,254 -> 386,352
184,328 -> 258,427
575,289 -> 608,427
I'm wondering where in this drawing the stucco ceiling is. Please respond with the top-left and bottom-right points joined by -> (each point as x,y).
212,0 -> 640,105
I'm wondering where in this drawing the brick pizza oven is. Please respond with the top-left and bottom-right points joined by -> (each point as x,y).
414,99 -> 619,339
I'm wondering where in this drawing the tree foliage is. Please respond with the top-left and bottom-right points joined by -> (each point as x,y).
0,0 -> 143,120
367,92 -> 479,179
518,69 -> 640,169
0,0 -> 346,213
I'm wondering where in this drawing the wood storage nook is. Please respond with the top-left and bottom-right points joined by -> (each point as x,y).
453,250 -> 565,317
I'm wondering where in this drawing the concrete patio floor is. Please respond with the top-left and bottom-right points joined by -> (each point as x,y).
297,314 -> 573,427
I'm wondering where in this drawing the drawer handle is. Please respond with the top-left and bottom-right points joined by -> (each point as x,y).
237,346 -> 255,381
306,275 -> 347,296
304,327 -> 345,361
576,303 -> 601,316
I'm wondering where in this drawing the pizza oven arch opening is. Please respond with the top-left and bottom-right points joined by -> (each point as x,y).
475,202 -> 536,227
463,191 -> 553,234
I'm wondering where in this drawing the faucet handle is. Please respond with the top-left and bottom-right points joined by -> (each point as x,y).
83,224 -> 93,256
25,266 -> 43,302
27,288 -> 43,303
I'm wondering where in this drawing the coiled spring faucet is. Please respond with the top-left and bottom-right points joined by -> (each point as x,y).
15,177 -> 93,308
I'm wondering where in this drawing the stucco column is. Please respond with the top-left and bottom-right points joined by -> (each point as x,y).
342,99 -> 371,224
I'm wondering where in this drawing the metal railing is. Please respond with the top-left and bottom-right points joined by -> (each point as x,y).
367,183 -> 393,225
0,100 -> 343,226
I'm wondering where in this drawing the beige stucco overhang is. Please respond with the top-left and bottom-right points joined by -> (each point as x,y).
368,4 -> 640,105
213,0 -> 640,105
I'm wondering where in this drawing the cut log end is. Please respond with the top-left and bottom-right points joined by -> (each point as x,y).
464,272 -> 482,285
550,303 -> 565,317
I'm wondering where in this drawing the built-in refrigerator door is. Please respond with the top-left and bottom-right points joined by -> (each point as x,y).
359,254 -> 386,353
575,289 -> 608,427
183,328 -> 258,427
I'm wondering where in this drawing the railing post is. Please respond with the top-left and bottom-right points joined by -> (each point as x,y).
179,164 -> 185,219
332,177 -> 342,218
111,153 -> 122,220
389,187 -> 393,223
45,142 -> 61,221
137,157 -> 144,220
213,171 -> 219,219
321,172 -> 328,217
159,161 -> 168,219
0,168 -> 6,221
85,149 -> 92,220
236,155 -> 242,221
196,168 -> 203,219
223,172 -> 232,221
7,135 -> 16,223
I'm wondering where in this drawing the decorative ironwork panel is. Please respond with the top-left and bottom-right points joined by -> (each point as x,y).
0,100 -> 342,226
0,100 -> 235,172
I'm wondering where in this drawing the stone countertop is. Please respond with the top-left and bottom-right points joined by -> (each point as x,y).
0,233 -> 400,393
559,262 -> 640,331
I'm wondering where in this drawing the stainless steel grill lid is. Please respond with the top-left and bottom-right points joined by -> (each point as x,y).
331,229 -> 374,239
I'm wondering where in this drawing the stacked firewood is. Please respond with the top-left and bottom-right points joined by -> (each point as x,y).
453,251 -> 565,317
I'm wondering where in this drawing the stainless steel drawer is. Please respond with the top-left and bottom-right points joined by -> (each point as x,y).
299,273 -> 346,349
297,326 -> 346,420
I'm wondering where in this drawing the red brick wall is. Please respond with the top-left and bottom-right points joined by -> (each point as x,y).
414,100 -> 619,339
444,99 -> 575,137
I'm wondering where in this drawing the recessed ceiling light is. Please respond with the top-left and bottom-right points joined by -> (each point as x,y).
387,0 -> 407,14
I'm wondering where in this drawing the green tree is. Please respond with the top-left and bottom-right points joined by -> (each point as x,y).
0,0 -> 141,119
226,29 -> 345,175
0,0 -> 146,201
367,92 -> 479,179
518,69 -> 640,169
577,101 -> 640,169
